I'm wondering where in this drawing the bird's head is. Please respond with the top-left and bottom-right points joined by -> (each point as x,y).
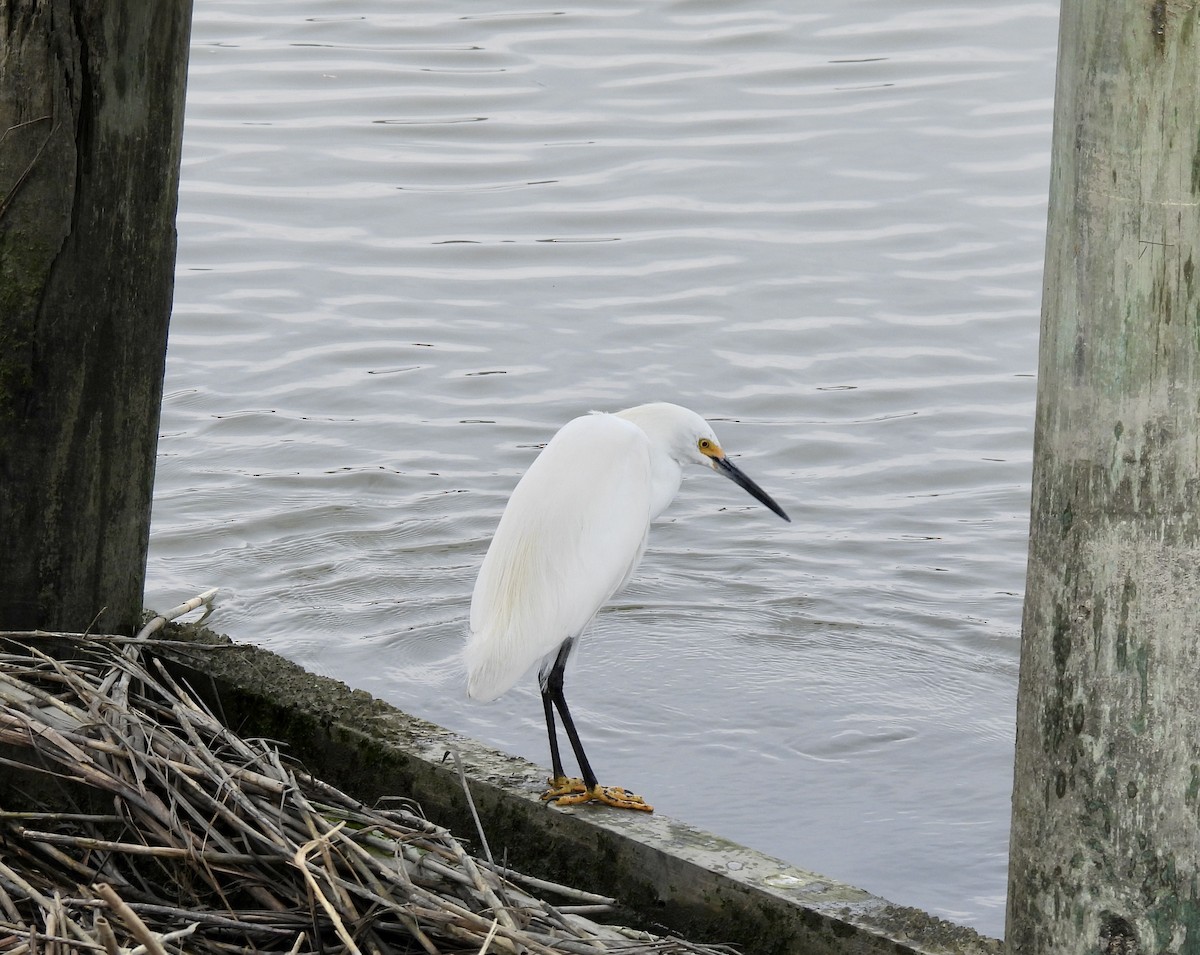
617,402 -> 791,522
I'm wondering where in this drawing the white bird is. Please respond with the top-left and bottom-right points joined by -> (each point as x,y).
465,402 -> 790,811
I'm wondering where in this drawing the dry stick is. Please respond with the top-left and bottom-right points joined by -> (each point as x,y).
445,755 -> 523,940
135,590 -> 219,642
13,831 -> 108,886
303,832 -> 530,955
414,916 -> 517,955
19,671 -> 248,940
167,705 -> 297,857
102,587 -> 218,714
0,663 -> 93,734
327,823 -> 418,902
445,837 -> 518,934
290,778 -> 365,932
413,893 -> 566,955
344,825 -> 421,889
477,918 -> 500,955
396,841 -> 480,891
129,921 -> 198,955
0,925 -> 36,955
525,937 -> 605,955
449,749 -> 494,867
396,912 -> 442,955
132,751 -> 256,869
547,904 -> 615,917
93,916 -> 120,955
1,653 -> 145,793
4,662 -> 190,887
287,825 -> 490,949
104,662 -> 282,863
0,705 -> 123,762
4,706 -> 181,858
526,903 -> 598,946
134,670 -> 291,868
60,899 -> 303,938
353,793 -> 431,832
0,877 -> 23,923
156,667 -> 313,829
434,844 -> 619,950
476,862 -> 615,907
155,724 -> 323,915
0,859 -> 93,948
100,740 -> 202,870
92,884 -> 166,955
0,633 -> 229,651
292,826 -> 363,955
305,808 -> 395,913
15,829 -> 260,866
44,896 -> 57,955
0,811 -> 121,825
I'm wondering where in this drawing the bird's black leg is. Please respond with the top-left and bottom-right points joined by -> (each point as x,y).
544,657 -> 600,792
537,641 -> 652,812
540,678 -> 568,783
539,640 -> 589,790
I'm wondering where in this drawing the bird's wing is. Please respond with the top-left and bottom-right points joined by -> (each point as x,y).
465,414 -> 654,701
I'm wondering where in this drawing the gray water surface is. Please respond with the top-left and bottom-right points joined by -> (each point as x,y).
149,0 -> 1057,937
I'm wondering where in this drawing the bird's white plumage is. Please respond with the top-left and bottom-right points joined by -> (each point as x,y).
466,412 -> 666,701
464,402 -> 788,809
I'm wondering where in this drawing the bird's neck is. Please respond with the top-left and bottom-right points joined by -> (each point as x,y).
646,449 -> 683,522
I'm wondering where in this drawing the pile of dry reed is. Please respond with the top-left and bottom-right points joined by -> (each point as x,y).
0,603 -> 732,955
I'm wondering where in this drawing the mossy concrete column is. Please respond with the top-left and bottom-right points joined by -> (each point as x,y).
0,2 -> 191,632
1006,1 -> 1200,953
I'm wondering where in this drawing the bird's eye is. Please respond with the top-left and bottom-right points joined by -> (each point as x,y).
698,438 -> 713,451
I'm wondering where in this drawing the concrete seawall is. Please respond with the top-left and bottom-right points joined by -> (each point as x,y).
159,623 -> 1001,955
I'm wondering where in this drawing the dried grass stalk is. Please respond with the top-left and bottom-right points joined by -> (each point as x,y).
0,623 -> 735,955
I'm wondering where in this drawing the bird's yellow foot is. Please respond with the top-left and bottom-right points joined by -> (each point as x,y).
541,775 -> 588,801
543,780 -> 653,812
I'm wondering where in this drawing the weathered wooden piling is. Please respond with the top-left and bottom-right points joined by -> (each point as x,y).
0,2 -> 190,634
1006,0 -> 1200,952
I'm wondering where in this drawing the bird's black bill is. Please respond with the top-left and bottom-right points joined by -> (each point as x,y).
714,456 -> 791,522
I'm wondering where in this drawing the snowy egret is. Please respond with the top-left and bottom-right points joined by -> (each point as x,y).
465,402 -> 790,811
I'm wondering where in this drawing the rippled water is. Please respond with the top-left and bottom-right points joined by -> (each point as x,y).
149,0 -> 1058,937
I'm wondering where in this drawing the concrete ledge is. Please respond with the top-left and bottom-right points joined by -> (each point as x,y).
158,623 -> 1001,955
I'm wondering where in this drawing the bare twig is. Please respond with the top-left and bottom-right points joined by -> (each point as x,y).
294,827 -> 363,955
92,884 -> 166,955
